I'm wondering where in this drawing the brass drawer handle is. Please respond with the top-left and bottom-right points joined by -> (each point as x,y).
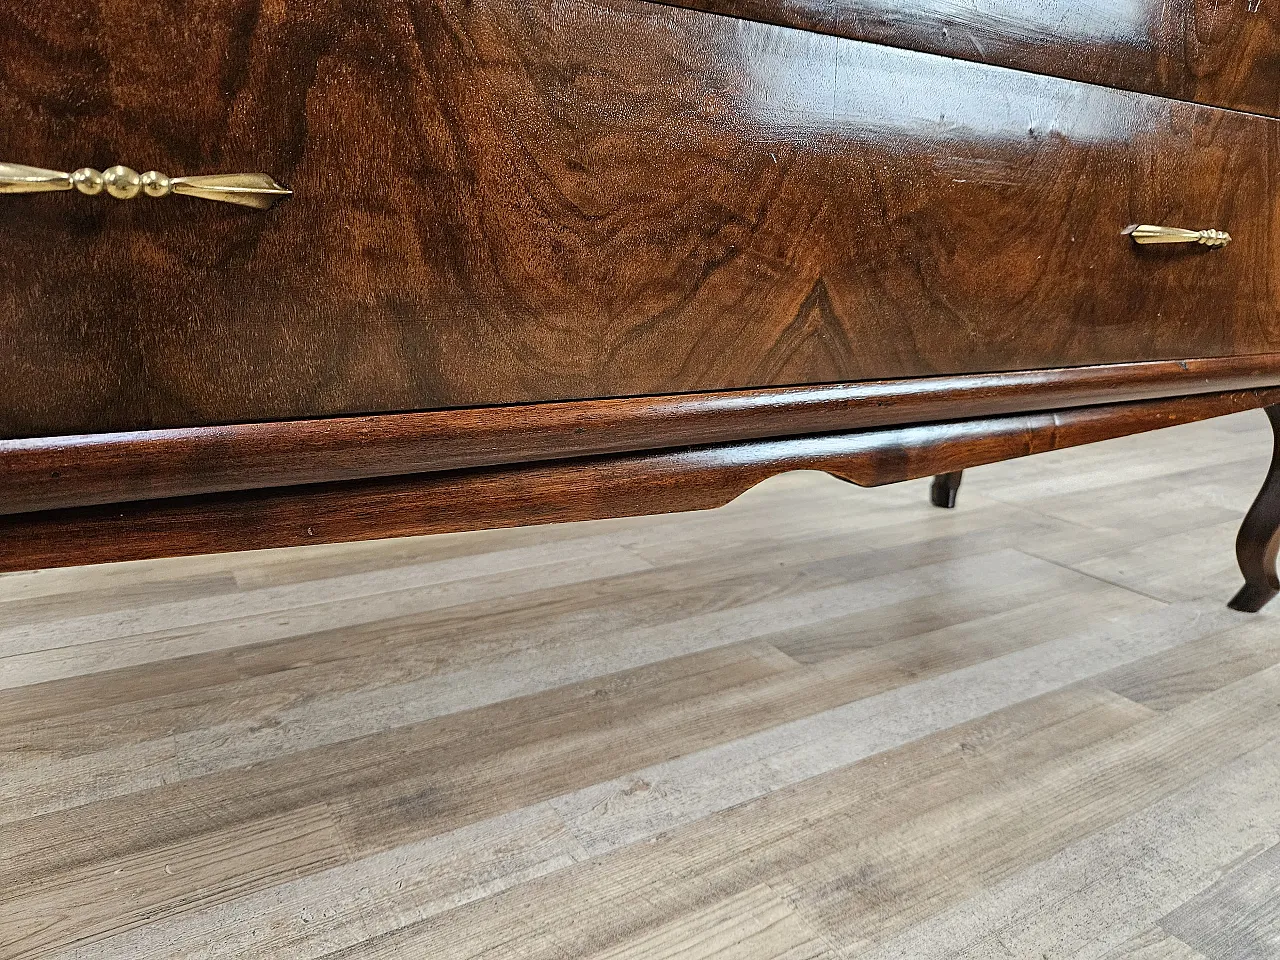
1124,224 -> 1231,248
0,162 -> 291,209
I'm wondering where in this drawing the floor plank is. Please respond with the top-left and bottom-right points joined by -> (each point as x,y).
1162,839 -> 1280,960
44,688 -> 1145,960
1102,928 -> 1209,960
1,410 -> 1277,960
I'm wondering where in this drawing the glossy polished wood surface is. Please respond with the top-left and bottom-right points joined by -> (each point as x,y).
2,0 -> 1279,438
2,387 -> 1276,573
6,356 -> 1280,515
672,0 -> 1280,118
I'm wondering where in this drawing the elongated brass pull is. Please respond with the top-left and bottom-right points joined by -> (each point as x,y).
0,162 -> 291,209
1124,224 -> 1231,248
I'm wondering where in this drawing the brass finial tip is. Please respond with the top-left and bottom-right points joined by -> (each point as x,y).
1127,224 -> 1231,248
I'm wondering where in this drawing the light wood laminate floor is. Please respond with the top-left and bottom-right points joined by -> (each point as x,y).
3,411 -> 1280,960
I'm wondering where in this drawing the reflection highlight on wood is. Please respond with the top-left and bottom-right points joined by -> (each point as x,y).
662,0 -> 1280,117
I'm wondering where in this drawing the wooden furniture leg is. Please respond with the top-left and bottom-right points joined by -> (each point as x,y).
930,471 -> 964,509
1229,405 -> 1280,613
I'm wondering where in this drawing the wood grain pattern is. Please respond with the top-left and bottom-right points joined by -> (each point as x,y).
5,356 -> 1279,515
2,387 -> 1275,573
1162,839 -> 1280,959
1107,928 -> 1212,959
2,0 -> 1279,438
666,0 -> 1280,118
1092,617 -> 1280,712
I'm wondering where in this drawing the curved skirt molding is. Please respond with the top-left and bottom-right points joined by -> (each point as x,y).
4,355 -> 1280,517
2,386 -> 1277,574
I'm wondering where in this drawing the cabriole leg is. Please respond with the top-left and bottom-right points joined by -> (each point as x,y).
930,471 -> 964,509
1229,405 -> 1280,613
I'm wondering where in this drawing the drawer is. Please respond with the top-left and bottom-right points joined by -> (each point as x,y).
2,0 -> 1278,439
672,0 -> 1280,118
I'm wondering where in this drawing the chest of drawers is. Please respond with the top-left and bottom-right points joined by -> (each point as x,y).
2,0 -> 1278,612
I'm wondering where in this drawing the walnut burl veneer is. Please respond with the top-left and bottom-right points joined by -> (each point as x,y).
3,0 -> 1280,437
2,0 -> 1279,611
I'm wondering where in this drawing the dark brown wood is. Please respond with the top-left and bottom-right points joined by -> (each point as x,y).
663,0 -> 1280,118
3,387 -> 1276,574
1229,405 -> 1280,613
5,356 -> 1280,517
3,0 -> 1280,439
930,472 -> 964,509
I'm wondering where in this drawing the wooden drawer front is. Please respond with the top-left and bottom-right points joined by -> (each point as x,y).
1,0 -> 1278,439
672,0 -> 1280,118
